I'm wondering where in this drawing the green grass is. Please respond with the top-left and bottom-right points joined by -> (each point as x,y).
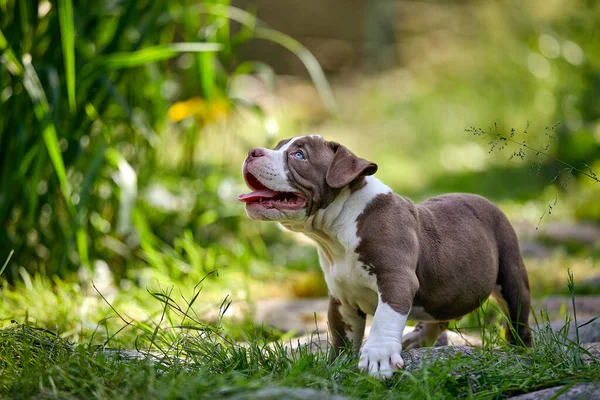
0,0 -> 336,282
1,285 -> 599,400
2,0 -> 600,397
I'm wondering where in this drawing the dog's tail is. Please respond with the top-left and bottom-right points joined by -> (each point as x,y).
493,215 -> 533,347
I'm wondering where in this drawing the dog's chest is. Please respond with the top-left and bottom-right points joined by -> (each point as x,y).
318,249 -> 378,315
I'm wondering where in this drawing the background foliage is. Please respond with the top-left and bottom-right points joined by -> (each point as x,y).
0,0 -> 599,349
1,1 -> 600,398
0,0 -> 333,286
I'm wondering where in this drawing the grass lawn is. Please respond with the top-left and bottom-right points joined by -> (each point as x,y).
2,0 -> 600,398
1,264 -> 599,399
1,315 -> 599,399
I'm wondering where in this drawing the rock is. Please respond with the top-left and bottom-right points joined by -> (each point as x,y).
281,325 -> 481,356
549,317 -> 600,344
519,240 -> 553,259
441,329 -> 482,347
228,387 -> 348,400
282,335 -> 332,355
539,222 -> 600,247
402,346 -> 481,372
203,298 -> 329,335
250,297 -> 482,346
254,298 -> 329,334
550,312 -> 600,343
366,325 -> 482,348
281,336 -> 483,374
582,342 -> 600,364
509,383 -> 600,399
539,295 -> 600,320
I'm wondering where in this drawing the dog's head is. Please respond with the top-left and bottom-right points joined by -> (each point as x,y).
238,136 -> 377,222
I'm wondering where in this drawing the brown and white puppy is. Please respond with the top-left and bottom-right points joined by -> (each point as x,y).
238,136 -> 532,379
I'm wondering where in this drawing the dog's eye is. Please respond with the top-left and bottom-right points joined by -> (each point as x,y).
292,151 -> 305,160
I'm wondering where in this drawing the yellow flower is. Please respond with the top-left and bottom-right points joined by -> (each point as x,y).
167,97 -> 206,123
167,97 -> 230,124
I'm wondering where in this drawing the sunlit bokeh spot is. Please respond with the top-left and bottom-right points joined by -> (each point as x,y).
528,52 -> 551,78
562,40 -> 584,65
538,34 -> 560,59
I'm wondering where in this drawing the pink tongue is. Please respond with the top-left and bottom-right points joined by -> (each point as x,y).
237,189 -> 278,203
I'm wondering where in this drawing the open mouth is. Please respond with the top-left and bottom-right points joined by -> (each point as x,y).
238,172 -> 307,211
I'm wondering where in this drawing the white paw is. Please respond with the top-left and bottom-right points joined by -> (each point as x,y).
358,339 -> 404,379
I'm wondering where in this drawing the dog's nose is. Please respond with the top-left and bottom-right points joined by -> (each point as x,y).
247,148 -> 266,161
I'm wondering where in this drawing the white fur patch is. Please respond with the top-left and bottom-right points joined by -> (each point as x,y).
358,293 -> 407,379
277,136 -> 300,152
311,176 -> 392,313
252,150 -> 296,194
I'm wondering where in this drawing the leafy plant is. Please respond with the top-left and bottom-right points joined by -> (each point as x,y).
0,0 -> 335,282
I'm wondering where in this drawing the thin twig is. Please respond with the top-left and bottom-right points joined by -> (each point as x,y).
469,127 -> 599,183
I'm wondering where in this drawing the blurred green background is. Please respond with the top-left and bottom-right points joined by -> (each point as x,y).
1,0 -> 599,344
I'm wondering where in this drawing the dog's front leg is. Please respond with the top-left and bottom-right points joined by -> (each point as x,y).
328,296 -> 366,356
358,275 -> 418,379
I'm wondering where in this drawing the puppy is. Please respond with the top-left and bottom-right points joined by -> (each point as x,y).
238,135 -> 532,379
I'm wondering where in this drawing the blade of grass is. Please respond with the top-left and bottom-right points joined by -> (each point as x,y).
57,0 -> 76,112
0,249 -> 14,276
577,314 -> 600,329
22,54 -> 75,219
76,228 -> 89,269
567,269 -> 580,346
0,28 -> 24,75
254,27 -> 338,116
191,4 -> 339,116
17,0 -> 30,51
198,52 -> 217,100
85,43 -> 221,73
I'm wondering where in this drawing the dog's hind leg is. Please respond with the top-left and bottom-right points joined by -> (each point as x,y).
402,321 -> 449,349
494,247 -> 533,346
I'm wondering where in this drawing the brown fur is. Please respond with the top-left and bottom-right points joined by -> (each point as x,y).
279,137 -> 376,214
243,136 -> 532,349
356,192 -> 532,346
328,296 -> 352,349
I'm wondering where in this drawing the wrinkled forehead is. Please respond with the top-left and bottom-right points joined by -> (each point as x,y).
273,135 -> 327,152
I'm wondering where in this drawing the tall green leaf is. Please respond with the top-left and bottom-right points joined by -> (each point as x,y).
57,0 -> 76,112
82,43 -> 221,75
22,55 -> 75,218
191,4 -> 339,116
0,28 -> 23,75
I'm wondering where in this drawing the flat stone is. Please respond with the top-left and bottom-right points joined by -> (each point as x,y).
251,297 -> 482,346
509,383 -> 600,400
368,325 -> 482,348
402,345 -> 481,372
203,298 -> 329,335
538,222 -> 600,247
282,336 -> 484,374
582,342 -> 600,364
519,240 -> 553,259
282,325 -> 482,356
254,298 -> 329,334
549,317 -> 600,343
539,295 -> 600,320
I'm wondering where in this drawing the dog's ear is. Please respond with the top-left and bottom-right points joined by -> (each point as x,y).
326,142 -> 378,189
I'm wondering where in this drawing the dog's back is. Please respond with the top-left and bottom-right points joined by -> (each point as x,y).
416,193 -> 531,344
